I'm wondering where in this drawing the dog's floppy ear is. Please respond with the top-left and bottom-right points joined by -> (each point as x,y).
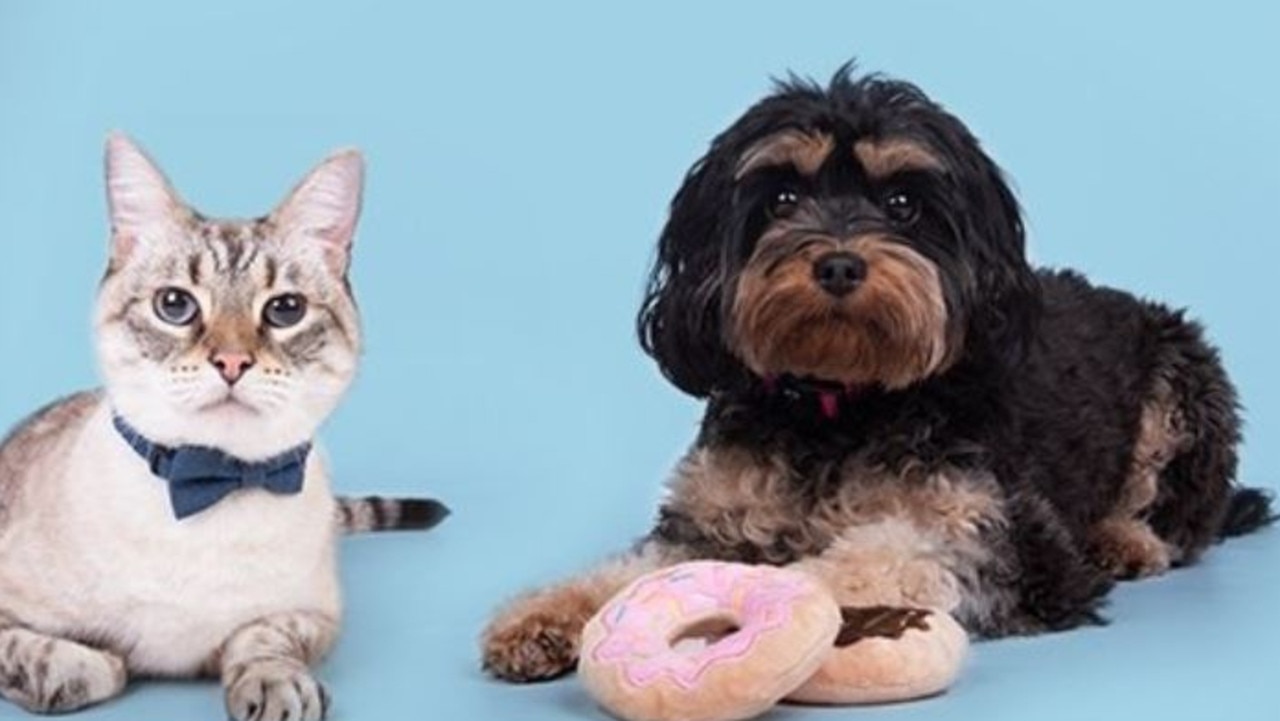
637,148 -> 742,398
955,138 -> 1041,368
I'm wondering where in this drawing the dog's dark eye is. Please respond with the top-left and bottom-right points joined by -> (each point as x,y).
882,189 -> 920,224
769,189 -> 801,220
263,294 -> 308,329
153,288 -> 200,326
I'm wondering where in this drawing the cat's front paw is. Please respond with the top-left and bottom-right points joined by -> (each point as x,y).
481,586 -> 596,683
0,630 -> 126,713
224,658 -> 329,721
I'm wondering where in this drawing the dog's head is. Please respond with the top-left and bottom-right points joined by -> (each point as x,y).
639,66 -> 1039,397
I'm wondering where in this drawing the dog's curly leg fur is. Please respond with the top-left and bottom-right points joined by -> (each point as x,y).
481,542 -> 682,682
789,518 -> 963,612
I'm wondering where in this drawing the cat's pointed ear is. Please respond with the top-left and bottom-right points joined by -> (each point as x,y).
104,132 -> 184,263
273,149 -> 364,276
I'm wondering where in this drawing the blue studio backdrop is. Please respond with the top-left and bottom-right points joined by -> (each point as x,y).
0,1 -> 1277,720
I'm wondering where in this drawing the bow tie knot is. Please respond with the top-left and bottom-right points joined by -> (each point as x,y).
113,415 -> 311,519
243,466 -> 270,487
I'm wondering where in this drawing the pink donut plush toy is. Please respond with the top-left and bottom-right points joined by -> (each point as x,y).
579,561 -> 968,721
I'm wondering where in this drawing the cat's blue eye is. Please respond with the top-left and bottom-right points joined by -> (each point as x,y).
153,288 -> 200,326
263,293 -> 308,329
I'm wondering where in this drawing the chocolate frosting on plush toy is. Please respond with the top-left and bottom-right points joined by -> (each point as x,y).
834,606 -> 933,646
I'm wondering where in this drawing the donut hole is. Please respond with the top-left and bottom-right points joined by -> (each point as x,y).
669,616 -> 742,655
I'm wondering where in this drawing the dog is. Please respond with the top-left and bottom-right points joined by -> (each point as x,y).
481,64 -> 1275,682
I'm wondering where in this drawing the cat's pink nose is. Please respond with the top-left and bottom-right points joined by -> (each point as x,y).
209,350 -> 256,385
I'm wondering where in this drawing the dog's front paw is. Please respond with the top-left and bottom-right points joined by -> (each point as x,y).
481,586 -> 597,682
0,630 -> 126,713
224,658 -> 329,721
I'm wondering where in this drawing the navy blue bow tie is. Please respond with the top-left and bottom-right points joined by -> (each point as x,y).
112,415 -> 311,520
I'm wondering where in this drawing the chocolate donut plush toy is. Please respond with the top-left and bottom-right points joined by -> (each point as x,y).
787,605 -> 968,705
578,561 -> 968,721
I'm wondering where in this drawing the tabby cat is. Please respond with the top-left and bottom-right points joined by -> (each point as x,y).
0,134 -> 446,720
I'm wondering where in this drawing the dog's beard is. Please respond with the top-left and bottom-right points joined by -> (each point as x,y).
728,234 -> 954,389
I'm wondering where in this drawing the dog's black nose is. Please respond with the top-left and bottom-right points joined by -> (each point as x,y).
813,252 -> 867,297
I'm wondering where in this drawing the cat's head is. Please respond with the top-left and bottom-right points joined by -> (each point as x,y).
96,134 -> 364,460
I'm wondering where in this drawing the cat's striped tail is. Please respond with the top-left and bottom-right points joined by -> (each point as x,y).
336,496 -> 450,534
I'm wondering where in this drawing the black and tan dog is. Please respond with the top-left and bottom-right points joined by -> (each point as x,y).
482,65 -> 1274,682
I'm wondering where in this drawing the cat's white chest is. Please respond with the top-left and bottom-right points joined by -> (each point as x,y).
0,406 -> 341,676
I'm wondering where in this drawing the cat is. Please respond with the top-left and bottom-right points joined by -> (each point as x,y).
0,134 -> 447,720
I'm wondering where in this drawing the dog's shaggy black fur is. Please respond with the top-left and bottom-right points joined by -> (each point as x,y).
637,66 -> 1271,634
481,65 -> 1273,682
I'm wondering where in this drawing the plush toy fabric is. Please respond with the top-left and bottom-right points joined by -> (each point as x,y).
787,606 -> 968,704
579,561 -> 968,721
579,562 -> 838,721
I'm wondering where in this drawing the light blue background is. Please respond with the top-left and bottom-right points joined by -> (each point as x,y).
1,1 -> 1278,719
